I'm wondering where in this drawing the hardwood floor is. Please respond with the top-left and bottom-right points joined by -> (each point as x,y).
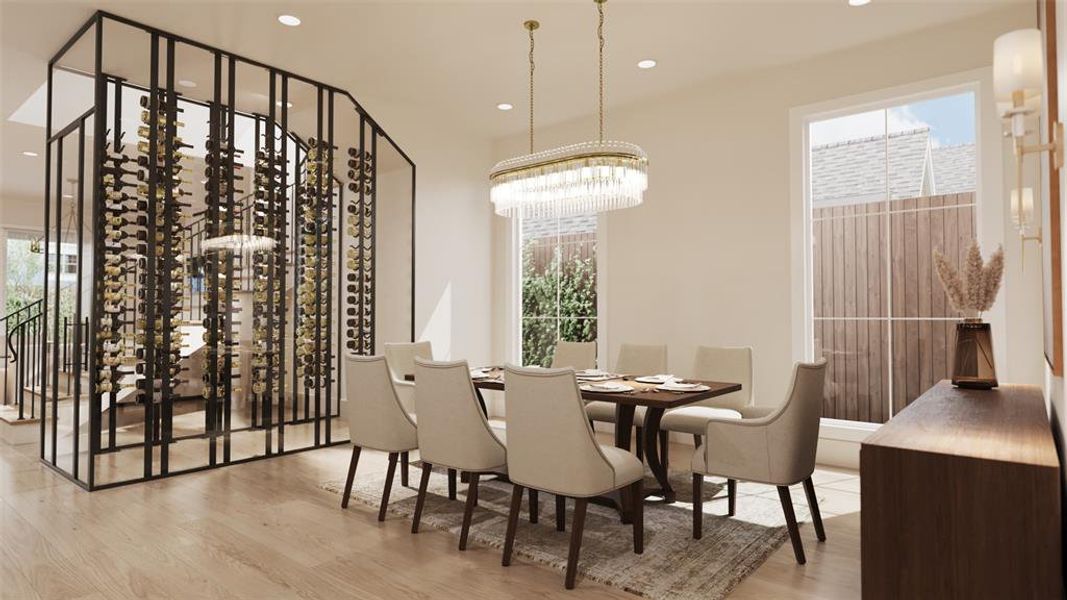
1,430 -> 861,599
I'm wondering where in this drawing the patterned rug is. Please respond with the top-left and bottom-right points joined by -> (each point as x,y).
321,463 -> 815,599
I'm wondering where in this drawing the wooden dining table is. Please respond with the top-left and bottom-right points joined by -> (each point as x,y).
411,368 -> 741,506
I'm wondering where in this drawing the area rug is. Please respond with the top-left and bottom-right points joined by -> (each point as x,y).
321,464 -> 815,600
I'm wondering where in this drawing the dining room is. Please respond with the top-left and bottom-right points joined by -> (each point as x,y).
1,1 -> 1064,599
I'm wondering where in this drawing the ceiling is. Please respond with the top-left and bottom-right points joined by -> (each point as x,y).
0,0 -> 1028,204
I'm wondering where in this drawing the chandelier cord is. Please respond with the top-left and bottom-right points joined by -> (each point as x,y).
527,21 -> 537,154
597,0 -> 605,143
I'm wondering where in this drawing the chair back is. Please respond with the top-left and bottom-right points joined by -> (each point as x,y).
414,358 -> 506,473
767,359 -> 827,483
383,341 -> 433,381
344,355 -> 418,453
615,343 -> 667,376
504,365 -> 615,496
691,346 -> 753,411
551,341 -> 597,370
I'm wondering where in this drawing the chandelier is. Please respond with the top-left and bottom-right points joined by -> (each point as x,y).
489,0 -> 648,219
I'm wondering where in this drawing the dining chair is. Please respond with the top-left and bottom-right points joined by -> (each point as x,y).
550,340 -> 597,370
502,365 -> 644,589
383,340 -> 433,485
585,343 -> 667,460
340,355 -> 419,522
410,358 -> 511,548
691,359 -> 828,564
659,346 -> 754,495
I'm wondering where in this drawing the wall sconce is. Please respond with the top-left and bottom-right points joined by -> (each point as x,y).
1010,187 -> 1040,242
994,27 -> 1063,244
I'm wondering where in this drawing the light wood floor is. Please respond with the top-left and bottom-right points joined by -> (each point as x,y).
1,429 -> 861,599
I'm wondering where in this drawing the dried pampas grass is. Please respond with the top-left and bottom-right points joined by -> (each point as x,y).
933,240 -> 1004,318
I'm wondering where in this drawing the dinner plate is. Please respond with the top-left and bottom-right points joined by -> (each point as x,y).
656,382 -> 710,392
634,374 -> 677,384
470,369 -> 492,379
579,382 -> 634,393
575,369 -> 610,377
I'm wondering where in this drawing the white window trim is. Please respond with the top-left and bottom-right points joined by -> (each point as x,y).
789,68 -> 1003,443
0,227 -> 46,320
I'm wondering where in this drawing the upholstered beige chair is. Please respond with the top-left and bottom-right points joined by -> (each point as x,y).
383,340 -> 433,412
691,360 -> 828,564
585,343 -> 667,459
341,355 -> 418,522
656,346 -> 758,477
502,365 -> 644,589
550,341 -> 597,370
409,358 -> 509,549
383,341 -> 433,485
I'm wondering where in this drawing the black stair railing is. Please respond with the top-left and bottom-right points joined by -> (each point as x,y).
2,299 -> 44,420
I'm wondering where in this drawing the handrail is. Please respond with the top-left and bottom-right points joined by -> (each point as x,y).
6,306 -> 44,363
0,299 -> 43,329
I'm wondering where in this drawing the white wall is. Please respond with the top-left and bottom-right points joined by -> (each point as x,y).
361,96 -> 495,366
490,6 -> 1038,453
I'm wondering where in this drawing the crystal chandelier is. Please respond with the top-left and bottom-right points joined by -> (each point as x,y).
490,0 -> 648,219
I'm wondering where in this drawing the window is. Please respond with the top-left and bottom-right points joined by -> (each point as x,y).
520,214 -> 598,367
4,231 -> 45,315
807,90 -> 977,423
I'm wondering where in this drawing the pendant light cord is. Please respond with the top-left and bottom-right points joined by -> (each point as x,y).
525,20 -> 538,155
597,0 -> 605,143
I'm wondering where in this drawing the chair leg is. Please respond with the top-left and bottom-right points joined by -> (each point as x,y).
803,477 -> 826,542
447,468 -> 457,500
410,462 -> 432,533
378,452 -> 399,522
777,485 -> 806,564
528,488 -> 539,524
400,452 -> 409,487
565,498 -> 589,589
555,494 -> 566,532
727,479 -> 737,517
630,480 -> 644,554
693,434 -> 703,449
692,473 -> 703,539
502,485 -> 525,566
635,426 -> 644,461
459,473 -> 481,550
340,445 -> 362,509
658,430 -> 669,472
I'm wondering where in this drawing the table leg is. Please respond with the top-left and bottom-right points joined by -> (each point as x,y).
474,386 -> 488,417
642,408 -> 675,503
613,404 -> 636,524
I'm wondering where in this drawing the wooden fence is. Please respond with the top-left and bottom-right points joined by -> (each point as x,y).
812,192 -> 975,423
523,232 -> 597,274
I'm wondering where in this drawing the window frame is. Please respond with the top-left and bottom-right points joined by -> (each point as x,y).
0,227 -> 47,320
790,71 -> 997,434
511,213 -> 606,368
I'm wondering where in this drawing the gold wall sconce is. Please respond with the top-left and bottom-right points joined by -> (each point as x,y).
994,28 -> 1064,243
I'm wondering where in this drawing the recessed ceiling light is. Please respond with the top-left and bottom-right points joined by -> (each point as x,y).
278,14 -> 301,26
637,59 -> 657,69
178,79 -> 197,88
21,151 -> 37,157
848,0 -> 870,6
276,100 -> 294,108
497,103 -> 513,111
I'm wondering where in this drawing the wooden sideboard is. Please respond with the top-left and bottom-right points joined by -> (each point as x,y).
860,381 -> 1063,599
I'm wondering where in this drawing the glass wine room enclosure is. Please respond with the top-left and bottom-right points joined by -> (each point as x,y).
40,12 -> 415,489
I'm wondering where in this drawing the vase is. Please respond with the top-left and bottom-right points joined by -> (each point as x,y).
951,319 -> 997,389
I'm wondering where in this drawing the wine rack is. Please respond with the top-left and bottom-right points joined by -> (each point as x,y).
345,145 -> 376,355
41,13 -> 412,490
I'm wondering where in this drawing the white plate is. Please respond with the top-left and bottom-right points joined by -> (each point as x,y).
580,382 -> 634,394
656,382 -> 710,392
470,369 -> 492,379
634,374 -> 676,384
576,369 -> 610,377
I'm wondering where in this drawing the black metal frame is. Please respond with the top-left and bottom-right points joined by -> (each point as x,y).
41,11 -> 416,490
